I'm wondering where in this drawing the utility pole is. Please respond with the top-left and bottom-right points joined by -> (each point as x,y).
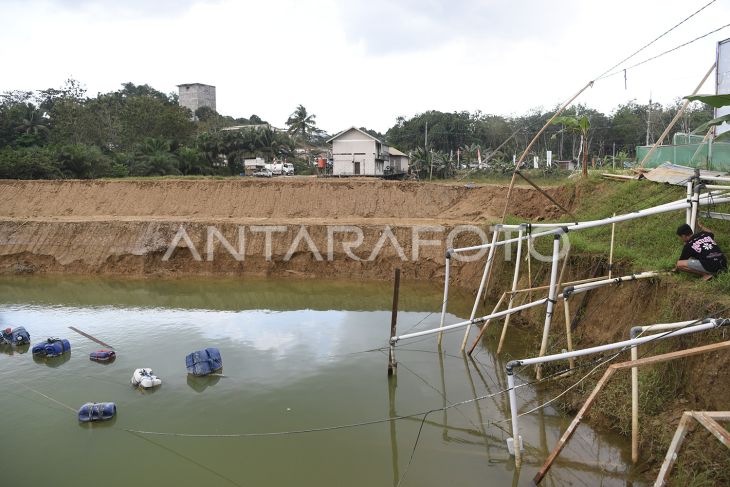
426,121 -> 432,181
646,94 -> 652,146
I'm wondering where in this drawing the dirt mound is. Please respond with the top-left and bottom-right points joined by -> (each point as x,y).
0,178 -> 569,222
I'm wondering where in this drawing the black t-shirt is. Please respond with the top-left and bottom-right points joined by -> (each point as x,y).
679,231 -> 727,273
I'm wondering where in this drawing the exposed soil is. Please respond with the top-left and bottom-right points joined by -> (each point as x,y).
0,178 -> 574,284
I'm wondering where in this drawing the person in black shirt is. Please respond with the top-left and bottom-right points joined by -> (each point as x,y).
674,222 -> 727,280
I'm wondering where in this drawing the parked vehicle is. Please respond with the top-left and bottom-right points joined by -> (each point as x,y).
253,168 -> 273,178
282,163 -> 294,175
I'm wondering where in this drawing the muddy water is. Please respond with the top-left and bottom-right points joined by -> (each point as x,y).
0,277 -> 641,487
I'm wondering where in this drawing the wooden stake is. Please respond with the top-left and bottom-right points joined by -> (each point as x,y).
388,268 -> 401,376
534,341 -> 730,484
68,326 -> 113,349
608,214 -> 616,279
562,299 -> 575,369
638,63 -> 716,169
467,292 -> 506,356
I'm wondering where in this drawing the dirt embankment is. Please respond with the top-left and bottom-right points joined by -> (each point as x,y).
0,178 -> 573,283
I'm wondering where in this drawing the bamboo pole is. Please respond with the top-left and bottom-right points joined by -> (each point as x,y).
496,228 -> 524,354
515,170 -> 577,221
608,214 -> 616,279
500,81 -> 595,223
563,299 -> 575,369
467,292 -> 507,356
638,63 -> 716,169
533,341 -> 730,484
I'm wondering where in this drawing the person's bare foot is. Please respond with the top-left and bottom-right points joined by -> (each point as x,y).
702,274 -> 714,281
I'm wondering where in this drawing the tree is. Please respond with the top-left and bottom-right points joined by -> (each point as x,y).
286,105 -> 317,140
130,138 -> 180,176
552,115 -> 591,176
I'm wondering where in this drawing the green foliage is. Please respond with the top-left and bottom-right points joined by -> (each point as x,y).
0,146 -> 62,179
286,105 -> 318,141
56,144 -> 114,178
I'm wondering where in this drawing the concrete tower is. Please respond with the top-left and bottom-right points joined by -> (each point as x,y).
177,83 -> 216,116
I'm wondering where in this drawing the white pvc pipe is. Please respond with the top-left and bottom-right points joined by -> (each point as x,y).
506,318 -> 726,461
451,202 -> 691,254
507,373 -> 521,465
437,254 -> 450,347
461,228 -> 500,350
699,174 -> 730,183
393,297 -> 547,342
686,181 -> 693,226
704,211 -> 730,221
629,319 -> 696,464
513,320 -> 721,367
703,184 -> 730,190
536,236 -> 561,379
690,185 -> 700,231
558,271 -> 664,298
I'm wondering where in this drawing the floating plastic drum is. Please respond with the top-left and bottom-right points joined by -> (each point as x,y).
185,348 -> 223,376
90,350 -> 116,362
78,402 -> 116,423
131,368 -> 162,388
32,338 -> 71,358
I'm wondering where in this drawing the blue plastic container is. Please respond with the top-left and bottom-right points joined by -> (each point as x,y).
78,402 -> 116,422
32,338 -> 71,358
89,350 -> 116,362
185,348 -> 223,376
1,326 -> 30,346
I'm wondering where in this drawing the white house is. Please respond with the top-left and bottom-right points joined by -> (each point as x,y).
327,127 -> 391,176
388,146 -> 409,174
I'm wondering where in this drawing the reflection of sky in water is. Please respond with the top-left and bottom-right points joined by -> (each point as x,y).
0,300 -> 639,486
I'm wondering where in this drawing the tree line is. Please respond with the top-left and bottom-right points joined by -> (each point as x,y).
0,80 -> 325,179
384,101 -> 713,177
0,78 -> 714,179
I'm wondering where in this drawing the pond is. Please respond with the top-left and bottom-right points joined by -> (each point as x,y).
0,276 -> 641,486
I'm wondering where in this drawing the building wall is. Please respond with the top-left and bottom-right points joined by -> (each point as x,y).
178,84 -> 217,115
331,129 -> 388,176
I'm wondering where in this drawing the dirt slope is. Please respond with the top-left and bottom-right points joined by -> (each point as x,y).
0,178 -> 568,222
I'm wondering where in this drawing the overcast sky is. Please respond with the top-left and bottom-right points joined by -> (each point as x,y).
1,0 -> 729,133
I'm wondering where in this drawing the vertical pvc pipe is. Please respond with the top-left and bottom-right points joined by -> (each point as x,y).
690,182 -> 700,232
686,181 -> 693,226
608,215 -> 616,280
438,253 -> 451,347
507,371 -> 522,467
631,344 -> 639,464
563,298 -> 575,369
461,227 -> 500,351
536,235 -> 562,380
497,227 -> 524,354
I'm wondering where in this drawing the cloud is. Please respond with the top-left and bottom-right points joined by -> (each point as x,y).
335,0 -> 579,54
10,0 -> 223,18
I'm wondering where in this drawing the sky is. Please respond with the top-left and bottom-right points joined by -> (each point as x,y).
1,0 -> 729,134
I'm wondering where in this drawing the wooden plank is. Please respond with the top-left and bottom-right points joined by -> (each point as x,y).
533,367 -> 617,484
654,412 -> 693,487
68,326 -> 113,349
611,341 -> 730,371
534,341 -> 730,484
693,412 -> 730,449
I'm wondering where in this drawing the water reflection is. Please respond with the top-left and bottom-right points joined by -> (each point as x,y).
0,276 -> 641,487
33,351 -> 72,368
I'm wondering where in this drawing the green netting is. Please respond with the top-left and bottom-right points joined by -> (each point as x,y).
671,132 -> 706,145
636,142 -> 730,171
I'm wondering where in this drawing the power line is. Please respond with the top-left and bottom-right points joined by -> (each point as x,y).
599,22 -> 730,80
594,0 -> 717,80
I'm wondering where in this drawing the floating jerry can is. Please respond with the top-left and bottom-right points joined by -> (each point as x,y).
78,402 -> 116,423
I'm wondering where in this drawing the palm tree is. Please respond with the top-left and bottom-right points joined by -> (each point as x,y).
286,105 -> 317,140
16,104 -> 49,137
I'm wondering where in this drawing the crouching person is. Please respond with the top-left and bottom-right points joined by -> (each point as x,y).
675,222 -> 727,280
